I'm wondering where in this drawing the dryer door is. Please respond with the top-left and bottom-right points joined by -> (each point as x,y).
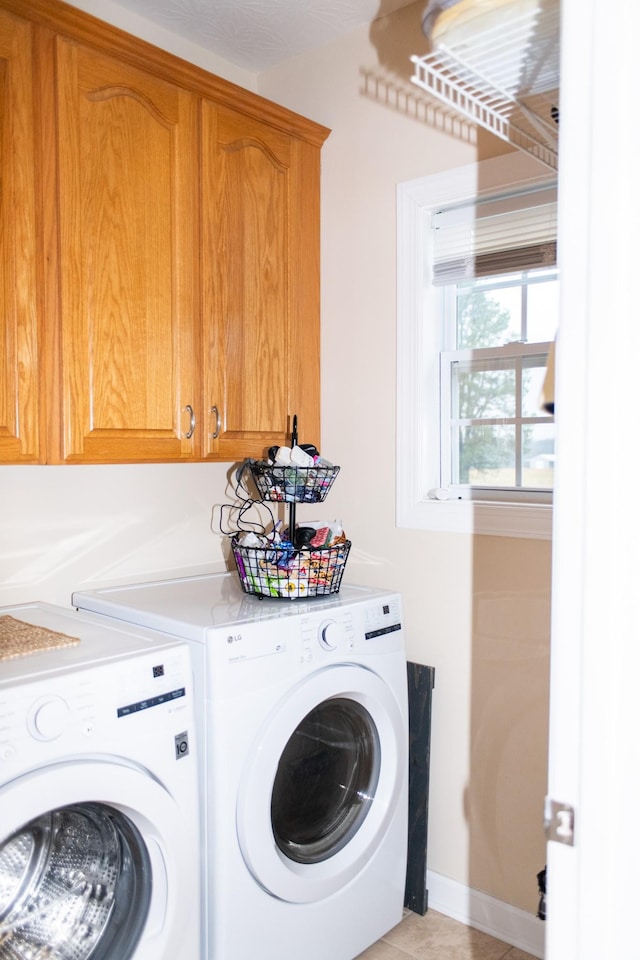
0,759 -> 193,960
236,664 -> 407,903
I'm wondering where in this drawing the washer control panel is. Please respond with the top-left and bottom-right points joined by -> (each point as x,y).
0,645 -> 191,770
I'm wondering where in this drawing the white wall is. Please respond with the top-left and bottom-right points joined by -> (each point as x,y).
0,464 -> 232,607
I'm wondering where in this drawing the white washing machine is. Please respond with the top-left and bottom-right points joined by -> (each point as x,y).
72,572 -> 408,960
0,602 -> 200,960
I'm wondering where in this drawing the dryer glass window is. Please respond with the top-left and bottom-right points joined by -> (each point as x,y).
271,698 -> 381,864
0,802 -> 151,960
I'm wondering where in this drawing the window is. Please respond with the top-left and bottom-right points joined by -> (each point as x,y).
441,269 -> 557,502
397,154 -> 557,538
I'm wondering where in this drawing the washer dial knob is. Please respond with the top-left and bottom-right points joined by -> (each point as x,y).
318,619 -> 342,651
28,696 -> 70,741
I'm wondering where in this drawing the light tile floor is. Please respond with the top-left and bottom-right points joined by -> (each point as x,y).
355,909 -> 538,960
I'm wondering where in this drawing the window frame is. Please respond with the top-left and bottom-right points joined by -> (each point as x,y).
396,153 -> 556,539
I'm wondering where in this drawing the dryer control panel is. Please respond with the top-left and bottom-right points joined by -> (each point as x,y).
216,595 -> 403,662
195,591 -> 406,701
311,594 -> 403,654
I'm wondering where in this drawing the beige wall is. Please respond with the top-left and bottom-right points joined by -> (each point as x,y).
258,5 -> 551,914
1,0 -> 551,918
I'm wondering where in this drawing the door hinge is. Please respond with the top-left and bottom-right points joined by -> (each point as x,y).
544,796 -> 575,846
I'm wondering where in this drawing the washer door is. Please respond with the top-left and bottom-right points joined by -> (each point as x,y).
236,664 -> 406,903
0,760 -> 190,960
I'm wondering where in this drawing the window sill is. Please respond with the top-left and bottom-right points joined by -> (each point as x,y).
397,497 -> 553,539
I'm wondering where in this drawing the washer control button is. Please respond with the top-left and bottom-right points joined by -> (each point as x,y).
28,696 -> 70,741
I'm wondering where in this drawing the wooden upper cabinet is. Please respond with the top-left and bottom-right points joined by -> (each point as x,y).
201,103 -> 322,460
0,10 -> 41,463
0,0 -> 329,464
52,38 -> 199,462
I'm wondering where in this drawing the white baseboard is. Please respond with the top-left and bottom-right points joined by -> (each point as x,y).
426,870 -> 545,959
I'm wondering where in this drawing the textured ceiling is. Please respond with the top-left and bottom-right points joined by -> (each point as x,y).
112,0 -> 420,71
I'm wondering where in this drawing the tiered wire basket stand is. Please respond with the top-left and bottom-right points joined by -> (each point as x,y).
231,417 -> 351,599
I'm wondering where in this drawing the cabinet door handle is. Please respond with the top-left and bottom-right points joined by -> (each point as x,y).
184,404 -> 196,439
210,405 -> 221,440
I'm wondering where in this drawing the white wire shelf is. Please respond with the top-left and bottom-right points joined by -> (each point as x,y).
411,0 -> 560,169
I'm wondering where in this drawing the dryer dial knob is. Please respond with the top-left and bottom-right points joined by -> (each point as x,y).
28,696 -> 70,741
318,619 -> 341,651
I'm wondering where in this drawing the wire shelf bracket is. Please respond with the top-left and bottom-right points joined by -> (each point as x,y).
411,0 -> 560,170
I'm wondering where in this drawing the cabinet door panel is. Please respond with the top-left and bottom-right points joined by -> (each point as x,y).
201,103 -> 320,460
0,11 -> 40,463
55,39 -> 198,462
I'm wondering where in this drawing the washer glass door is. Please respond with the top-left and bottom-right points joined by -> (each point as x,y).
271,698 -> 380,864
0,802 -> 151,960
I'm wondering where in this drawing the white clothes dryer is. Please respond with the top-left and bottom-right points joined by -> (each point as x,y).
72,572 -> 408,960
0,602 -> 200,960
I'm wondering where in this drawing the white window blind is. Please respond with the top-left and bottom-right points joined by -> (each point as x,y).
431,185 -> 557,284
